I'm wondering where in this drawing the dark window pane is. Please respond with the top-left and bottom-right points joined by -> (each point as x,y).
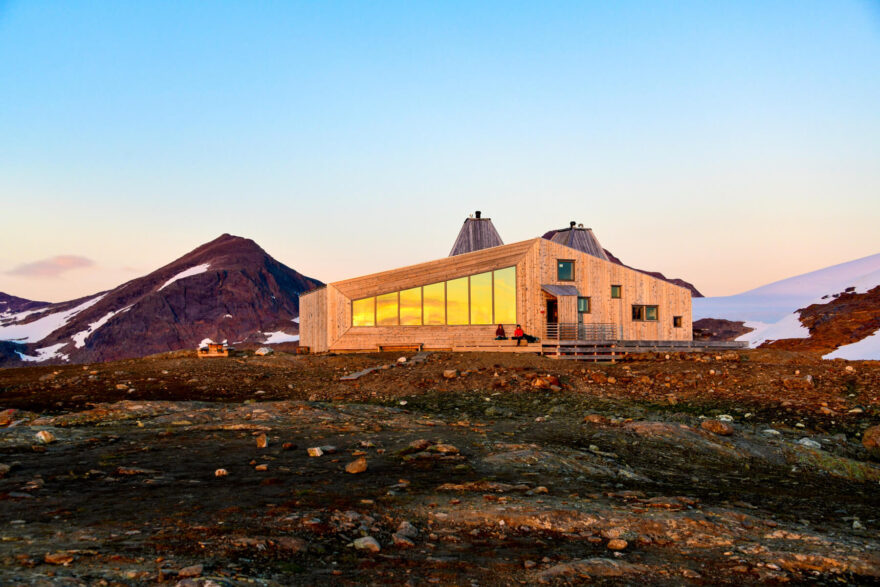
578,296 -> 590,313
557,260 -> 574,281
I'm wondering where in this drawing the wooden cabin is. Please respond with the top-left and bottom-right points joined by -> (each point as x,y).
198,342 -> 229,358
299,215 -> 692,353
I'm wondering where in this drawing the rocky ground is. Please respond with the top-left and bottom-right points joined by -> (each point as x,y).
1,349 -> 879,585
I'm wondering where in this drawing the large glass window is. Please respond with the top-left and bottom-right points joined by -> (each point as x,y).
469,272 -> 493,325
423,282 -> 445,325
376,292 -> 399,326
352,297 -> 375,326
446,277 -> 469,325
493,267 -> 516,324
349,266 -> 517,327
399,287 -> 422,325
557,260 -> 574,281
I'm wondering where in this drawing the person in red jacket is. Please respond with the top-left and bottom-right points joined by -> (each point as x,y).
513,324 -> 525,345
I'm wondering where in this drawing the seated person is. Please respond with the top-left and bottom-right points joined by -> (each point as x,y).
495,324 -> 507,340
513,324 -> 538,346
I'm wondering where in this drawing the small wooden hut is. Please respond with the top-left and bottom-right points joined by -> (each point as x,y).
198,342 -> 229,358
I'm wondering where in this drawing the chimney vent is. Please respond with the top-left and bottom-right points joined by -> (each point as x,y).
570,221 -> 576,228
475,210 -> 482,219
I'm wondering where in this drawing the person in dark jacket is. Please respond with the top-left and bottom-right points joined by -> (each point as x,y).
495,324 -> 507,340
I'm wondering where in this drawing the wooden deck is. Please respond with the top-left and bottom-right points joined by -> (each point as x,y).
541,339 -> 748,361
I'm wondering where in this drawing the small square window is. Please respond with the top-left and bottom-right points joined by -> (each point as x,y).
645,306 -> 658,321
577,296 -> 590,313
631,305 -> 644,321
673,316 -> 682,328
611,285 -> 621,299
557,260 -> 574,281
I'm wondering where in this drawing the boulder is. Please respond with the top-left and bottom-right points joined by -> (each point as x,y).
861,425 -> 880,459
34,430 -> 56,444
345,457 -> 368,474
353,536 -> 381,552
701,419 -> 734,436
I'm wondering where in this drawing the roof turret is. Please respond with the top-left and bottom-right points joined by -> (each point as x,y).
449,211 -> 504,256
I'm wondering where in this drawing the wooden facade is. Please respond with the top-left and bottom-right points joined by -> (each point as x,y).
299,237 -> 692,353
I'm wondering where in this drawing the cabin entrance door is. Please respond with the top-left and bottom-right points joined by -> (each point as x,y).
546,299 -> 558,324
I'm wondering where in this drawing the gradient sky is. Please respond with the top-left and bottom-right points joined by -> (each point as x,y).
1,1 -> 878,302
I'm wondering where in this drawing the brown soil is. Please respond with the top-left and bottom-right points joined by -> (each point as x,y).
1,350 -> 879,585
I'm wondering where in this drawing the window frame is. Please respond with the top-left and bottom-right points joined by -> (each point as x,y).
673,316 -> 682,328
611,284 -> 622,299
631,304 -> 659,322
577,296 -> 591,314
556,259 -> 575,282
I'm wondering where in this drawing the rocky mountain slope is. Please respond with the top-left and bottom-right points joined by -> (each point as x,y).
0,234 -> 322,365
695,252 -> 880,359
0,292 -> 50,316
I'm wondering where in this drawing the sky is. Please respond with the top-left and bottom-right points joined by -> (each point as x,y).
1,1 -> 878,302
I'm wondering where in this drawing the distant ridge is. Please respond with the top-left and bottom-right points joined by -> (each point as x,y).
0,234 -> 322,365
540,229 -> 703,297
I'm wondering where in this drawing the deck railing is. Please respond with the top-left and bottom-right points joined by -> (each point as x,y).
544,322 -> 621,341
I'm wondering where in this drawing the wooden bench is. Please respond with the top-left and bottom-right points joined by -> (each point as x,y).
377,343 -> 424,352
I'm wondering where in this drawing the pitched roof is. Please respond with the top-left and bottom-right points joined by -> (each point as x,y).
541,284 -> 579,297
548,224 -> 609,261
449,214 -> 504,257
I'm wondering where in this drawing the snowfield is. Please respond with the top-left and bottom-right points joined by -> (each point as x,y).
263,331 -> 300,344
16,342 -> 70,363
71,305 -> 133,349
159,264 -> 210,291
694,252 -> 880,359
824,329 -> 880,361
694,252 -> 880,324
0,294 -> 106,343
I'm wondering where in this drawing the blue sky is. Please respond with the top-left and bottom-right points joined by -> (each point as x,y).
1,1 -> 879,301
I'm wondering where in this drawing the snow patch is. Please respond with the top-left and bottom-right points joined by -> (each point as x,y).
71,305 -> 133,349
159,264 -> 210,291
199,338 -> 215,347
823,329 -> 880,361
292,316 -> 300,323
263,331 -> 300,344
0,294 -> 106,343
736,315 -> 810,348
16,342 -> 70,363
